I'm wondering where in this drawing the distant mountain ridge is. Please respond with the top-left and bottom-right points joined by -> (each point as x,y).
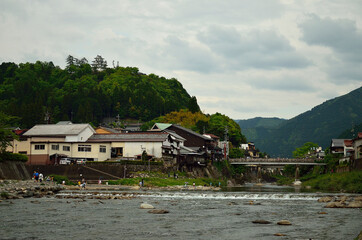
235,86 -> 362,157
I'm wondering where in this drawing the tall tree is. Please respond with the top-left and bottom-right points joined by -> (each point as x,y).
92,55 -> 107,72
0,112 -> 18,153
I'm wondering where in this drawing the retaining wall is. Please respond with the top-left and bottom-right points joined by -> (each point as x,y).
0,161 -> 31,180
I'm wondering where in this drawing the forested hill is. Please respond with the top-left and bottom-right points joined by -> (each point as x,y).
0,58 -> 200,128
237,86 -> 362,157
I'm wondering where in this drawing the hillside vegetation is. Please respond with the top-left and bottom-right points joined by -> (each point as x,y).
236,87 -> 362,157
0,58 -> 199,128
143,110 -> 247,147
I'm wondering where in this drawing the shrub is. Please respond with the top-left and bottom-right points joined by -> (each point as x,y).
1,191 -> 9,198
0,152 -> 28,162
49,174 -> 76,185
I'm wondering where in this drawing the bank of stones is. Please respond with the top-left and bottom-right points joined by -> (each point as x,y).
318,195 -> 362,208
0,180 -> 64,200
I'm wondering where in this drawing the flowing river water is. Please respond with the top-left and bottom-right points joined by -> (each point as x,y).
1,184 -> 361,240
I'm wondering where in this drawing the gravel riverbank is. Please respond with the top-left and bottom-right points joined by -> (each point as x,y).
0,180 -> 64,200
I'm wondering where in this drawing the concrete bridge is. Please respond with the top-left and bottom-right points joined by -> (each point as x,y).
229,158 -> 326,166
229,158 -> 326,182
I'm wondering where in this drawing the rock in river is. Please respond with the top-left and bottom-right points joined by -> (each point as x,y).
277,220 -> 292,225
140,203 -> 155,209
252,220 -> 271,224
148,209 -> 169,214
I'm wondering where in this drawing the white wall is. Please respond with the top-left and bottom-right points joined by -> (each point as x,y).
65,126 -> 95,142
123,142 -> 163,158
71,143 -> 111,161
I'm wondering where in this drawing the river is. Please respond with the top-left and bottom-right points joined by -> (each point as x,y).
1,184 -> 361,240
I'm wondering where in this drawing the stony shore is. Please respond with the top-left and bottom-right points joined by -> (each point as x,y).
0,180 -> 221,201
318,195 -> 362,208
0,180 -> 64,200
65,184 -> 220,191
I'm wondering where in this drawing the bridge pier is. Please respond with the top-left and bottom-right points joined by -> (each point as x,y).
257,166 -> 262,183
295,165 -> 300,181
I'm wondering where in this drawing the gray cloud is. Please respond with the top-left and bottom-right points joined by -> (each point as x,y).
299,14 -> 362,83
198,26 -> 310,70
299,14 -> 362,61
0,1 -> 361,119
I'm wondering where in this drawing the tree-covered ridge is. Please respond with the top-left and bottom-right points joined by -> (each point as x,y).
0,58 -> 199,128
143,110 -> 247,147
242,86 -> 362,157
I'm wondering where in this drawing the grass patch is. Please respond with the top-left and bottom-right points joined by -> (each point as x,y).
108,171 -> 225,187
302,171 -> 362,193
273,175 -> 295,186
49,174 -> 76,185
1,191 -> 9,198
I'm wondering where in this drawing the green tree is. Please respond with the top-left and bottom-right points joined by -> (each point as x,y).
292,142 -> 319,158
188,96 -> 200,113
0,112 -> 18,153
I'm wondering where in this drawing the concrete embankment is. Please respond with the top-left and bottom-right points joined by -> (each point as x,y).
25,163 -> 163,180
0,161 -> 31,180
0,180 -> 64,200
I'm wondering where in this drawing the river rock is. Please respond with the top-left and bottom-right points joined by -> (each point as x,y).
318,211 -> 328,214
274,233 -> 287,236
346,201 -> 362,208
252,220 -> 271,224
140,203 -> 155,209
325,201 -> 345,208
148,209 -> 169,214
337,195 -> 348,202
277,220 -> 292,225
318,196 -> 333,202
354,196 -> 362,201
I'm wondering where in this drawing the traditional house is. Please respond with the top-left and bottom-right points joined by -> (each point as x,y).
151,123 -> 222,163
352,133 -> 362,169
7,129 -> 30,156
87,131 -> 184,161
11,122 -> 185,165
330,139 -> 349,154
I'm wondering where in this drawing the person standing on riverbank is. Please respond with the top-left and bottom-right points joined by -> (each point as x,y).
39,173 -> 43,182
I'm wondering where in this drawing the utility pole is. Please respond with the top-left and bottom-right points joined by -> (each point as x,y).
44,110 -> 50,124
224,126 -> 228,159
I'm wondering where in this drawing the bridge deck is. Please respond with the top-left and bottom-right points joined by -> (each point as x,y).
230,162 -> 326,166
229,158 -> 326,166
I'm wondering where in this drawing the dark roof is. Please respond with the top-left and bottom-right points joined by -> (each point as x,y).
171,124 -> 211,141
204,133 -> 220,139
87,132 -> 169,142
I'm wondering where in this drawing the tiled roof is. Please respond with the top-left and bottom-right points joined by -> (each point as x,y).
24,124 -> 94,136
152,123 -> 172,130
164,130 -> 186,141
171,124 -> 211,140
344,139 -> 353,147
13,129 -> 28,136
88,132 -> 169,142
331,139 -> 350,147
204,133 -> 220,139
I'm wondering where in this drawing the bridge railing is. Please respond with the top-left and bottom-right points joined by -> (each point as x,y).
228,158 -> 317,163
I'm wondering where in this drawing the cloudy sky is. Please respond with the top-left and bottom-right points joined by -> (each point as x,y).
1,0 -> 361,120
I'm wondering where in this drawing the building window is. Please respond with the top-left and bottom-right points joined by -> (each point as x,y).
19,151 -> 27,155
100,145 -> 106,153
63,146 -> 70,151
51,145 -> 59,150
35,144 -> 45,150
78,145 -> 91,152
